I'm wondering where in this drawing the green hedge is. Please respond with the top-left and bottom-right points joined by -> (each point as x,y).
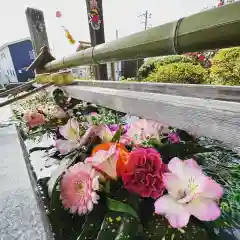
209,47 -> 240,85
145,62 -> 208,84
137,55 -> 194,79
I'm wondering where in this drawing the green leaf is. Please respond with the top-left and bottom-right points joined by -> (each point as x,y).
144,214 -> 210,240
115,215 -> 144,239
77,203 -> 106,240
107,197 -> 139,220
96,211 -> 123,240
154,143 -> 213,164
95,210 -> 142,240
111,125 -> 123,143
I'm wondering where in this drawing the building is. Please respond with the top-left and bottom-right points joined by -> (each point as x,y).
0,38 -> 35,87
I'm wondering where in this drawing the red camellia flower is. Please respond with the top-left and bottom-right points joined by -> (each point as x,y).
121,148 -> 165,199
199,55 -> 205,62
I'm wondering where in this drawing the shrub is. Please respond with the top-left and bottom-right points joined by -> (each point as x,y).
210,47 -> 240,85
146,62 -> 208,84
137,55 -> 194,80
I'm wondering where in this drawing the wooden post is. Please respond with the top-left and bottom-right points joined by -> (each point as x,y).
85,0 -> 108,80
25,8 -> 50,55
110,63 -> 116,81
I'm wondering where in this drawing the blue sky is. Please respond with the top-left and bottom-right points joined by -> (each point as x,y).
0,0 -> 217,58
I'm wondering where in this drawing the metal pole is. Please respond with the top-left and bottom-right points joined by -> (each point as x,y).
116,30 -> 120,80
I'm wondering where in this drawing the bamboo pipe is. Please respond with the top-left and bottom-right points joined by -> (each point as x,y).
44,2 -> 240,72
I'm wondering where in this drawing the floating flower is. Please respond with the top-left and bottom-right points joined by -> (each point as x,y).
24,111 -> 46,128
90,142 -> 129,177
121,148 -> 165,199
55,119 -> 97,154
168,132 -> 180,144
123,119 -> 169,145
59,118 -> 80,142
154,157 -> 223,228
60,163 -> 100,215
85,143 -> 128,179
96,124 -> 114,143
94,124 -> 130,144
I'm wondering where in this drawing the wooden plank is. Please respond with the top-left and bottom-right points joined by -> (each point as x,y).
25,8 -> 50,55
71,80 -> 240,102
62,85 -> 240,152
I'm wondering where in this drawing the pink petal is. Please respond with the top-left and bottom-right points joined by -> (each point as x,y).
55,139 -> 79,154
168,157 -> 204,180
163,173 -> 183,199
87,145 -> 118,179
96,125 -> 113,142
93,155 -> 117,179
201,177 -> 224,200
79,126 -> 97,146
168,157 -> 185,176
184,159 -> 202,171
187,197 -> 221,221
59,118 -> 80,141
154,195 -> 190,228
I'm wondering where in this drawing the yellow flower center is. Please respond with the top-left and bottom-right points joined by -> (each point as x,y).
187,176 -> 199,195
68,127 -> 77,139
76,182 -> 85,196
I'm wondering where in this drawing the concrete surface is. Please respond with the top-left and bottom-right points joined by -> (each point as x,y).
0,100 -> 48,240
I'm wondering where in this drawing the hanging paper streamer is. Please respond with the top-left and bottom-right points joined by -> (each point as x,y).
88,0 -> 101,30
56,11 -> 62,18
217,0 -> 224,6
55,11 -> 76,45
62,26 -> 76,45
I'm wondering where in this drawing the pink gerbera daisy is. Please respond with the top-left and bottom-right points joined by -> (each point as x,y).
60,162 -> 100,215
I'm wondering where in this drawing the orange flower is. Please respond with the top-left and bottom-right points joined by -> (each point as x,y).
91,143 -> 129,177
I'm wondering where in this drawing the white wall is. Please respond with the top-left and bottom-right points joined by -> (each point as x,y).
0,46 -> 18,86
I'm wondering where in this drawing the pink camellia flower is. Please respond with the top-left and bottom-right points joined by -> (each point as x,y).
85,144 -> 119,179
24,111 -> 46,128
123,119 -> 169,145
121,148 -> 165,199
60,162 -> 100,215
154,157 -> 223,228
168,132 -> 180,144
55,119 -> 97,154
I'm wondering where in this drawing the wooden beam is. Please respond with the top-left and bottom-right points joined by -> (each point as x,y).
25,8 -> 50,55
70,80 -> 240,102
61,85 -> 240,151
